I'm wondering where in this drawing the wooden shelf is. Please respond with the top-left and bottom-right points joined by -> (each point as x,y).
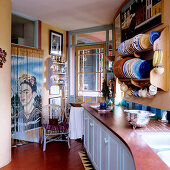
117,27 -> 169,91
119,78 -> 150,88
150,27 -> 169,91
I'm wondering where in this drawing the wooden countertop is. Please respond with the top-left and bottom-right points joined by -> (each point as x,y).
82,103 -> 170,170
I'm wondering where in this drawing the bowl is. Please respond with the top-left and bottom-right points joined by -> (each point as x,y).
100,102 -> 107,109
124,110 -> 155,129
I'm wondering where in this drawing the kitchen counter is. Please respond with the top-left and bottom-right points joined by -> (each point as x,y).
82,103 -> 170,170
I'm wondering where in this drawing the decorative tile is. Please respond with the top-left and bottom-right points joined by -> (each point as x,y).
134,103 -> 139,110
132,102 -> 135,109
147,106 -> 151,111
150,107 -> 157,114
156,108 -> 162,119
129,102 -> 132,109
142,105 -> 147,111
126,101 -> 130,109
138,104 -> 142,110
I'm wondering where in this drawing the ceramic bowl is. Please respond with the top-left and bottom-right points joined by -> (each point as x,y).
100,102 -> 107,109
124,110 -> 155,128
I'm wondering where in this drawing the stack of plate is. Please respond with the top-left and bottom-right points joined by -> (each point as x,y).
118,32 -> 160,56
118,34 -> 144,56
123,58 -> 140,78
114,58 -> 153,79
113,57 -> 132,78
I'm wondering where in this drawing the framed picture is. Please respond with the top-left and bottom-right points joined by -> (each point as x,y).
49,97 -> 61,106
121,0 -> 163,41
114,13 -> 121,50
49,85 -> 60,95
49,30 -> 63,56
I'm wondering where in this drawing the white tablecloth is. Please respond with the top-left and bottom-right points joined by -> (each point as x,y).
69,106 -> 84,139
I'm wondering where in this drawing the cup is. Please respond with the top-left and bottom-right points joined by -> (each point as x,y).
100,102 -> 107,109
141,88 -> 148,98
154,64 -> 164,75
149,85 -> 157,96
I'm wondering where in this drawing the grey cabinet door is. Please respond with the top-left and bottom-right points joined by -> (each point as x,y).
122,145 -> 135,170
88,117 -> 94,161
84,111 -> 89,151
109,135 -> 121,170
93,120 -> 100,170
100,128 -> 109,170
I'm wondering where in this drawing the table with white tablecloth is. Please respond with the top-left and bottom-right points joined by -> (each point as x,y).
69,106 -> 84,139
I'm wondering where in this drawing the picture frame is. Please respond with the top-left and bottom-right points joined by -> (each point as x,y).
114,13 -> 121,50
49,30 -> 63,56
121,0 -> 163,41
49,85 -> 60,95
49,97 -> 61,106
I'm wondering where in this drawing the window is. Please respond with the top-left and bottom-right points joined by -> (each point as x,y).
68,25 -> 113,102
76,45 -> 105,97
11,14 -> 38,48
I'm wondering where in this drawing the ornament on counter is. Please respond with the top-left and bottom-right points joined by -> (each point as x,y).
0,48 -> 7,68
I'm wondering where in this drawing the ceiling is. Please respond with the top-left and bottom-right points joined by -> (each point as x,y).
12,0 -> 124,31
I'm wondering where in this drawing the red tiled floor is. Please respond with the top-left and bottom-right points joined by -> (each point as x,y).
2,139 -> 85,170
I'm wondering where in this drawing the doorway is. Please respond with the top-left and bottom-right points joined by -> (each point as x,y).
75,44 -> 106,102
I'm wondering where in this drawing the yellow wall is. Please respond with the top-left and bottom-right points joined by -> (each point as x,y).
114,0 -> 170,111
41,22 -> 67,106
0,0 -> 11,168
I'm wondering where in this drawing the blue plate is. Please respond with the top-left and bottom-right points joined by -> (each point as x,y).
123,60 -> 128,78
133,60 -> 144,79
138,39 -> 143,50
139,60 -> 152,78
123,60 -> 130,78
149,31 -> 160,45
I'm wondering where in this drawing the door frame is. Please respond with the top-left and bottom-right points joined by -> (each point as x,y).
75,44 -> 106,101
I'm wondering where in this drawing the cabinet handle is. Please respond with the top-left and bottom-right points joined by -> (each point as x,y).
90,122 -> 94,127
104,138 -> 108,144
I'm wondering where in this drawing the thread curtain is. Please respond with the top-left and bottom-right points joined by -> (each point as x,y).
11,45 -> 43,146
